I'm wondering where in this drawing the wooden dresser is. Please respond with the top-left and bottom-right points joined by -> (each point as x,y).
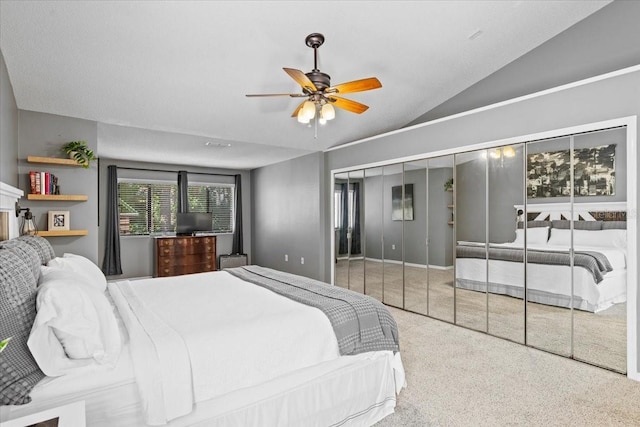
155,235 -> 216,277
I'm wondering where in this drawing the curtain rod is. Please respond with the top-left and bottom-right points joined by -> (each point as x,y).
115,166 -> 236,178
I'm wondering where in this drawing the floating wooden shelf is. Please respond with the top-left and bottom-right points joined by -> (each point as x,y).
27,194 -> 88,201
37,229 -> 88,237
27,156 -> 82,166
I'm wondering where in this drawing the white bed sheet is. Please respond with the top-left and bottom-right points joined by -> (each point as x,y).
2,268 -> 405,427
110,271 -> 345,424
456,242 -> 627,312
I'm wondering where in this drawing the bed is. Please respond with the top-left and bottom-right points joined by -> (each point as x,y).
0,235 -> 405,426
455,218 -> 627,313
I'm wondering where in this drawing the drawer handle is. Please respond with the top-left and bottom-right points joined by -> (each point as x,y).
164,259 -> 169,264
164,249 -> 170,254
164,269 -> 170,273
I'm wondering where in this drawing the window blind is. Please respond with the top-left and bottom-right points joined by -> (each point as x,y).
118,179 -> 234,235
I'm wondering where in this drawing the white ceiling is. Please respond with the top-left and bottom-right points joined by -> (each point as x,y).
0,1 -> 609,170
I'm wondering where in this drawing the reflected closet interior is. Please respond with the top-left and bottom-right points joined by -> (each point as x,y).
333,126 -> 628,373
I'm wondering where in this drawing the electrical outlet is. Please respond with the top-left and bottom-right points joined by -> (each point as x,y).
301,257 -> 305,265
285,254 -> 288,262
392,244 -> 396,250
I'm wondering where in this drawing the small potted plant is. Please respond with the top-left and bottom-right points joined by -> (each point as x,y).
444,178 -> 454,192
61,140 -> 96,169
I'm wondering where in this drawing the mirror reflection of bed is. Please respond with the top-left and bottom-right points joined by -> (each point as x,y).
333,125 -> 629,375
455,213 -> 627,372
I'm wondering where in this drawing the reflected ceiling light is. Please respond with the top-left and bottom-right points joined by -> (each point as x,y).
485,145 -> 516,167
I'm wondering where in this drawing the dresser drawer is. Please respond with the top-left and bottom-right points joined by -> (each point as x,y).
157,262 -> 216,277
157,253 -> 215,267
155,235 -> 217,277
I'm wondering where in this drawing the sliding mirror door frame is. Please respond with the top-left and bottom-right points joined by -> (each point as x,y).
329,115 -> 637,380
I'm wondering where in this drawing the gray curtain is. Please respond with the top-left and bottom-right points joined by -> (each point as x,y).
350,182 -> 361,255
177,170 -> 189,213
338,183 -> 348,255
232,174 -> 243,254
102,165 -> 122,275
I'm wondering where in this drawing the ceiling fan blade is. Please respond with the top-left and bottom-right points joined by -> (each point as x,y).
327,96 -> 369,114
283,67 -> 317,92
291,101 -> 306,118
326,77 -> 382,94
245,93 -> 306,97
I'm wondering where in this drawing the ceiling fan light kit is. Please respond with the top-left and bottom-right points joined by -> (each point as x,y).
246,33 -> 382,136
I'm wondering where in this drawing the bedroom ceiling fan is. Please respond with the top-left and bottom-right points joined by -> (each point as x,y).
246,33 -> 382,131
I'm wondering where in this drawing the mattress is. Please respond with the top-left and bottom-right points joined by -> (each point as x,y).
2,348 -> 402,426
2,270 -> 405,426
455,243 -> 627,312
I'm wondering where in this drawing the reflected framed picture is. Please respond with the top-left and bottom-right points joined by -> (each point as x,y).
48,210 -> 70,231
391,184 -> 414,221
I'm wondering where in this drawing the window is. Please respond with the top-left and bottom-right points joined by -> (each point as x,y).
334,187 -> 355,230
118,179 -> 234,235
187,183 -> 234,233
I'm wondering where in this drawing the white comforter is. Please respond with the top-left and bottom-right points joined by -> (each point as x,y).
109,271 -> 341,425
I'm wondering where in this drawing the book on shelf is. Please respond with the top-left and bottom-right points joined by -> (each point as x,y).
29,171 -> 56,194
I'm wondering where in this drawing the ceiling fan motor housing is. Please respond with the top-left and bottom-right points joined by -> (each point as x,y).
305,71 -> 331,91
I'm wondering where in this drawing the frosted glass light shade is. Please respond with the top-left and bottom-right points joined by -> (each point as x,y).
297,111 -> 310,124
321,103 -> 335,121
301,101 -> 316,120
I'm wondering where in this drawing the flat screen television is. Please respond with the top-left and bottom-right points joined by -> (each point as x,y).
176,212 -> 213,236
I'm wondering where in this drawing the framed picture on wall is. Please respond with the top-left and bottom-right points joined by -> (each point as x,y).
527,144 -> 616,198
391,184 -> 414,221
48,210 -> 70,231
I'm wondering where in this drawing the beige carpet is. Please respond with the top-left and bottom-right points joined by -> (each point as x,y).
336,259 -> 626,373
375,307 -> 640,426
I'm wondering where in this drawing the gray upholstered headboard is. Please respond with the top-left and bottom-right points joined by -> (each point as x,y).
0,235 -> 55,405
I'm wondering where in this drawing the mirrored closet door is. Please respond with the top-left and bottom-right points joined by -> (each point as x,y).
525,136 -> 573,357
403,159 -> 428,315
364,167 -> 384,301
570,127 -> 627,373
332,124 -> 628,375
427,156 -> 455,323
334,172 -> 349,289
348,170 -> 365,294
383,163 -> 404,308
487,143 -> 525,343
454,150 -> 488,333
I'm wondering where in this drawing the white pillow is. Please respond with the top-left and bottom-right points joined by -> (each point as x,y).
28,267 -> 121,376
547,228 -> 571,246
47,253 -> 107,292
512,227 -> 549,245
574,229 -> 627,249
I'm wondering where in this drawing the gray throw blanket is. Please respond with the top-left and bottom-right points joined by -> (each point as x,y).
456,244 -> 613,283
225,265 -> 400,355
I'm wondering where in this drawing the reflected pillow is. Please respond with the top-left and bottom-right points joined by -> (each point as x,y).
547,228 -> 571,246
574,229 -> 627,249
47,253 -> 107,292
512,227 -> 549,245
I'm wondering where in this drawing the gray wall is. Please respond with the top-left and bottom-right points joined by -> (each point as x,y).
0,49 -> 18,187
17,110 -> 99,262
351,167 -> 454,267
408,0 -> 640,125
98,158 -> 251,279
251,152 -> 325,281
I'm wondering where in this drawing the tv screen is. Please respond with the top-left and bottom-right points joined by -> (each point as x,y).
176,212 -> 212,235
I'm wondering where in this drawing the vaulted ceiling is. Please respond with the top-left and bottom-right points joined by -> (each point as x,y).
0,1 -> 610,169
